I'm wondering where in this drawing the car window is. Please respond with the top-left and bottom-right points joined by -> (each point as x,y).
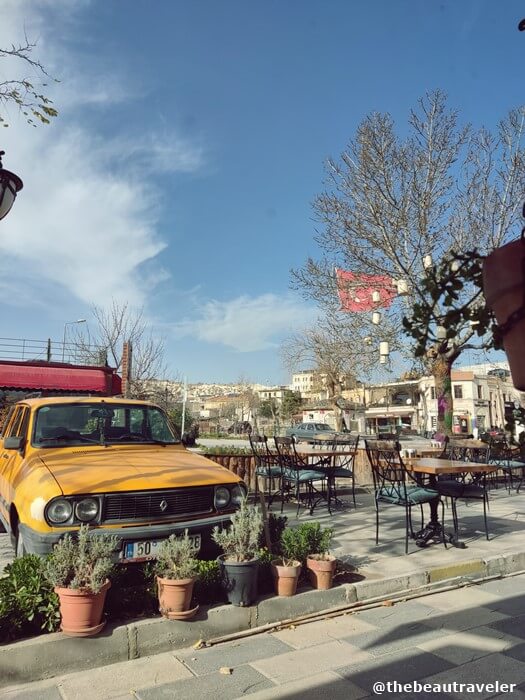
307,424 -> 314,431
315,423 -> 331,430
32,403 -> 178,446
5,406 -> 29,438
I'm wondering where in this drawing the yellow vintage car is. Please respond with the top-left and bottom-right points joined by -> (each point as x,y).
0,396 -> 246,560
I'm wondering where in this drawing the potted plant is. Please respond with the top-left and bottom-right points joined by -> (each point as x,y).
304,523 -> 336,590
271,526 -> 309,597
155,531 -> 200,620
43,525 -> 118,637
212,498 -> 263,606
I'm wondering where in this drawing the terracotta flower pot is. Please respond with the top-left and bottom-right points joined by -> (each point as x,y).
306,554 -> 337,590
483,239 -> 525,389
271,559 -> 301,596
54,580 -> 111,637
157,576 -> 198,620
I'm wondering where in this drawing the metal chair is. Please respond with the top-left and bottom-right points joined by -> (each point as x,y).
273,437 -> 327,516
434,444 -> 492,541
327,434 -> 358,507
248,434 -> 282,507
365,439 -> 444,554
489,438 -> 524,493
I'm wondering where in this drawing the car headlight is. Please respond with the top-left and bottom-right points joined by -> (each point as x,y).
231,484 -> 247,506
214,486 -> 231,509
47,498 -> 73,524
75,498 -> 99,522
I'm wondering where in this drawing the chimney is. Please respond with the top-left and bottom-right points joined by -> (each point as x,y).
121,341 -> 133,398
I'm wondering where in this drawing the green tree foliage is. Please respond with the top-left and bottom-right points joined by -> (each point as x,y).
280,390 -> 303,420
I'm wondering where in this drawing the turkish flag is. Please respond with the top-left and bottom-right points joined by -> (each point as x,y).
335,268 -> 396,312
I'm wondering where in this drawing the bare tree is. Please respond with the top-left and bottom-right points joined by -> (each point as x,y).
292,91 -> 525,434
281,314 -> 370,431
1,36 -> 58,127
73,300 -> 167,398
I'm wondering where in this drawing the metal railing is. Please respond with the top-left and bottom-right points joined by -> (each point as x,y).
0,337 -> 108,366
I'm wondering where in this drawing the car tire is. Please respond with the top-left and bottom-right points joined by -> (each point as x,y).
15,528 -> 27,558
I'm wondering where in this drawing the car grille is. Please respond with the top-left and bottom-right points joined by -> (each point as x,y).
103,487 -> 215,523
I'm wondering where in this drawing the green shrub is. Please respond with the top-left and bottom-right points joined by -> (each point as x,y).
44,525 -> 119,593
212,498 -> 263,562
198,446 -> 253,456
279,522 -> 333,567
256,547 -> 275,593
105,563 -> 158,621
258,513 -> 288,553
192,560 -> 226,605
155,531 -> 200,580
0,555 -> 60,642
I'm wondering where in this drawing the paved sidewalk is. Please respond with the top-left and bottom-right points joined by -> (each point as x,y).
2,573 -> 525,699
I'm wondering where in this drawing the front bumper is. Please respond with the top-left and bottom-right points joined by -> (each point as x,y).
19,512 -> 234,560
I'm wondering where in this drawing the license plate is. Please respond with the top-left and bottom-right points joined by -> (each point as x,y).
121,534 -> 201,561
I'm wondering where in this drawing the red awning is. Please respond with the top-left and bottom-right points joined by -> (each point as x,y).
0,362 -> 121,395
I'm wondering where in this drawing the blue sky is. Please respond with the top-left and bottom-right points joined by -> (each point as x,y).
0,0 -> 523,383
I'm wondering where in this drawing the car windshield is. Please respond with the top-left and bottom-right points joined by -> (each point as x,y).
32,403 -> 179,447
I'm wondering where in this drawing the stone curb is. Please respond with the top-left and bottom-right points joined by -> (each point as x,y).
1,549 -> 524,687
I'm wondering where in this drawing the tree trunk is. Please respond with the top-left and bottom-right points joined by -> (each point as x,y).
431,354 -> 454,436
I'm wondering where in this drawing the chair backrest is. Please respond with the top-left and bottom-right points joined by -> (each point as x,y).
249,434 -> 273,466
439,437 -> 469,461
489,437 -> 510,464
466,445 -> 490,464
330,434 -> 359,452
274,435 -> 312,472
273,436 -> 295,467
365,439 -> 414,498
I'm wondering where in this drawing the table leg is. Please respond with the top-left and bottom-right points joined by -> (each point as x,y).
414,479 -> 465,548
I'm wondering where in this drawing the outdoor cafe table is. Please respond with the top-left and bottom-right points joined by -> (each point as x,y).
294,449 -> 356,514
408,457 -> 497,548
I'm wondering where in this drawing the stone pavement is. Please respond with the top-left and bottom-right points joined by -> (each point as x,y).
2,573 -> 525,699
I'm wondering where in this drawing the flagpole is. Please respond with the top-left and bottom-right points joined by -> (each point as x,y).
181,376 -> 187,437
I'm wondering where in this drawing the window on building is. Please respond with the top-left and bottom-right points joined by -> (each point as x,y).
477,385 -> 483,399
430,387 -> 436,400
454,385 -> 463,399
431,416 -> 437,428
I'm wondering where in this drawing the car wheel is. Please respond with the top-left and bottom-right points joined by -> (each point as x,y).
15,529 -> 27,558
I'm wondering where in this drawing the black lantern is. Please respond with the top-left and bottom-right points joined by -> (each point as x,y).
0,151 -> 23,221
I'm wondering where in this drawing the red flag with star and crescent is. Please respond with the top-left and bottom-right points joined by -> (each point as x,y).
335,268 -> 396,312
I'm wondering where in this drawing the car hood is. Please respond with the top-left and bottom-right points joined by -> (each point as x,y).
38,445 -> 240,495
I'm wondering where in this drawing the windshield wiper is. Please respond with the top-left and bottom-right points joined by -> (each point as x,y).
38,435 -> 99,444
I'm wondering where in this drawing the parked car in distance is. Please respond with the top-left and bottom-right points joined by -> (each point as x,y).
286,422 -> 341,443
0,396 -> 247,560
227,421 -> 252,435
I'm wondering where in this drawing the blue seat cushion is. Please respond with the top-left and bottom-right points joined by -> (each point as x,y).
502,460 -> 525,470
255,465 -> 281,477
283,469 -> 326,482
377,485 -> 438,505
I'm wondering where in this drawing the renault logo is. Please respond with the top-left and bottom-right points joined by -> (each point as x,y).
159,499 -> 168,512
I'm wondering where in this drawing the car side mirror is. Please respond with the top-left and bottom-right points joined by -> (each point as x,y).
4,436 -> 24,450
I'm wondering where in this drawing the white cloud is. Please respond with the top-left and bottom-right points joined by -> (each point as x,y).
173,294 -> 318,352
0,0 -> 203,308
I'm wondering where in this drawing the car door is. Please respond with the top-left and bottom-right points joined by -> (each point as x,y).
0,406 -> 30,528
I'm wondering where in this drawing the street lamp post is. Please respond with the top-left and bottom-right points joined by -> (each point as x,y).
0,151 -> 23,221
62,319 -> 86,362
